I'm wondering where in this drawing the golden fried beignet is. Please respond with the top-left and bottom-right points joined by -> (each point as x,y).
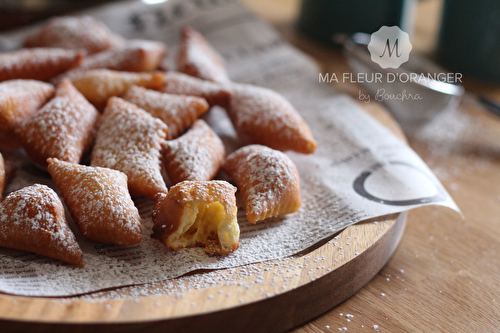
70,69 -> 165,110
163,120 -> 225,184
91,97 -> 168,198
177,26 -> 230,84
0,79 -> 54,152
122,85 -> 208,139
152,180 -> 239,255
56,40 -> 168,83
227,83 -> 317,154
161,72 -> 232,107
16,79 -> 99,169
223,144 -> 301,223
81,40 -> 167,72
23,16 -> 125,54
0,184 -> 84,266
47,158 -> 142,245
0,48 -> 85,82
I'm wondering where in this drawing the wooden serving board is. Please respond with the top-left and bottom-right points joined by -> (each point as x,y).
0,106 -> 408,333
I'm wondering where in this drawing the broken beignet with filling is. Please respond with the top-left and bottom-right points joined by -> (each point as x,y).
0,184 -> 84,266
152,180 -> 239,255
47,158 -> 142,245
223,144 -> 301,223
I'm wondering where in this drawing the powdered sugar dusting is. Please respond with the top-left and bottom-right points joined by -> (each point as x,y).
0,48 -> 84,81
79,40 -> 166,71
58,40 -> 167,82
177,27 -> 230,83
18,81 -> 99,167
47,159 -> 142,245
0,0 -> 455,297
167,180 -> 236,215
0,79 -> 54,127
162,72 -> 232,107
410,104 -> 487,182
244,149 -> 297,208
163,120 -> 225,183
224,145 -> 300,222
0,184 -> 82,266
69,69 -> 164,109
23,16 -> 124,54
91,97 -> 167,197
122,85 -> 208,139
228,83 -> 316,153
0,144 -> 348,296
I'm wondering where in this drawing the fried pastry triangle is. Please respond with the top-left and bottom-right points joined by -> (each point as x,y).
0,48 -> 85,82
163,120 -> 225,184
80,39 -> 167,72
23,16 -> 125,54
55,39 -> 168,83
177,26 -> 230,83
122,85 -> 208,139
47,158 -> 142,245
161,72 -> 232,107
0,79 -> 54,152
152,180 -> 239,255
91,97 -> 168,198
70,69 -> 165,110
223,144 -> 301,223
0,184 -> 84,266
227,83 -> 317,154
17,79 -> 100,169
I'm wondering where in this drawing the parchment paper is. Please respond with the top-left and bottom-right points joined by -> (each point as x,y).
0,0 -> 459,296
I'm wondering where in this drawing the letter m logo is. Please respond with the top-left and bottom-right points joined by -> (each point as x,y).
368,26 -> 412,69
380,39 -> 402,58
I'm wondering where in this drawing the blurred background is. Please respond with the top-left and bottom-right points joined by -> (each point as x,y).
0,0 -> 122,30
1,0 -> 499,84
1,0 -> 499,121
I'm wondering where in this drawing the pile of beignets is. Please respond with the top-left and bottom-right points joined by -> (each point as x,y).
0,17 -> 317,266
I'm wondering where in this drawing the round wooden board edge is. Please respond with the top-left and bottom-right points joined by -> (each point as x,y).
0,212 -> 407,333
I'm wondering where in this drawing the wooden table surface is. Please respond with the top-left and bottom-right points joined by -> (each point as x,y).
240,0 -> 500,332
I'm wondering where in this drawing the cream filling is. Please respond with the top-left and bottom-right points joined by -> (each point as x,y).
168,201 -> 239,253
